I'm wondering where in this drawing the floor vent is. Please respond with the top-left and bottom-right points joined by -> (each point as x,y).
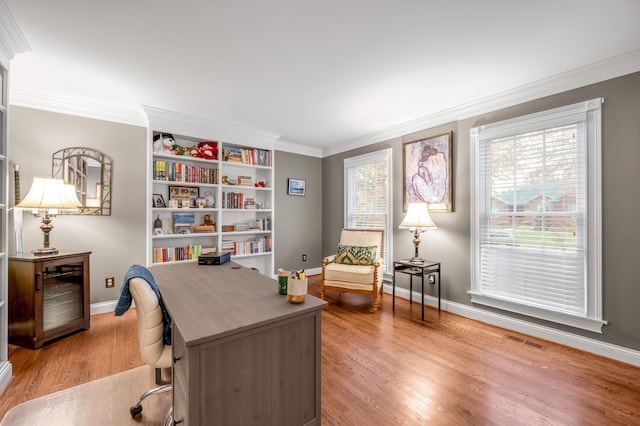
506,334 -> 543,349
507,335 -> 524,343
524,340 -> 543,349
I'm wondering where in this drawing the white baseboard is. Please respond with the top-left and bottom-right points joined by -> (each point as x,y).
305,267 -> 322,276
0,360 -> 12,393
383,284 -> 640,368
91,300 -> 117,315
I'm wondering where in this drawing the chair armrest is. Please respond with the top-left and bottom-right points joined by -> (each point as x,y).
322,255 -> 337,265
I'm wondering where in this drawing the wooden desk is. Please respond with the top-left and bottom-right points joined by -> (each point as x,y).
151,261 -> 326,426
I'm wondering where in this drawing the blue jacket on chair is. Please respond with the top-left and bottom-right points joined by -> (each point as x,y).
115,264 -> 172,345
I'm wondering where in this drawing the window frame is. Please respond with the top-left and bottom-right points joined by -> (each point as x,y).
344,148 -> 393,275
470,98 -> 605,333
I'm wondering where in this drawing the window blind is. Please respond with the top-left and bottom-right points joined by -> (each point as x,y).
344,149 -> 392,273
477,108 -> 589,316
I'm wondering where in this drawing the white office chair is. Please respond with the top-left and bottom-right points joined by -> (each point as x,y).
128,277 -> 173,424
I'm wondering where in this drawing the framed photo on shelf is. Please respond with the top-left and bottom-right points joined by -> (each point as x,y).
169,186 -> 199,207
152,193 -> 166,208
403,130 -> 453,212
287,178 -> 306,196
172,211 -> 195,234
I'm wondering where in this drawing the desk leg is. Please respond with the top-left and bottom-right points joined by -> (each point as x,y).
421,272 -> 425,321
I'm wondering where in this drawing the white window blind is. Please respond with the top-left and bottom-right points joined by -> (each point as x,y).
470,99 -> 605,332
344,149 -> 392,273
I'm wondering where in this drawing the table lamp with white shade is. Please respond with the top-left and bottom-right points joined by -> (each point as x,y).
399,202 -> 437,263
17,177 -> 82,255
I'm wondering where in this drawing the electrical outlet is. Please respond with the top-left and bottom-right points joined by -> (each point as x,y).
105,277 -> 115,288
428,275 -> 436,284
302,254 -> 307,261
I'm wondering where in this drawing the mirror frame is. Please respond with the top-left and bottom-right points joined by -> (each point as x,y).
52,147 -> 113,215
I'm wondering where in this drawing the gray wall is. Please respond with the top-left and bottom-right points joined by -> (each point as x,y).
7,107 -> 324,305
274,150 -> 322,272
8,106 -> 147,304
322,71 -> 640,351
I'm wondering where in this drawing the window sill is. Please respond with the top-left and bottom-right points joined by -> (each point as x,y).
468,291 -> 607,333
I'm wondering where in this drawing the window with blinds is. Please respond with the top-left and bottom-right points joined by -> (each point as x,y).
344,148 -> 392,274
470,99 -> 605,332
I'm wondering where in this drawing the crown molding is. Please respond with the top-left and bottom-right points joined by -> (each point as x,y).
7,46 -> 640,158
10,88 -> 146,127
274,138 -> 323,158
0,0 -> 30,66
143,105 -> 281,149
322,48 -> 640,157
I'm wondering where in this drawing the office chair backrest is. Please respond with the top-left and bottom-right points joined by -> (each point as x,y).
129,277 -> 170,367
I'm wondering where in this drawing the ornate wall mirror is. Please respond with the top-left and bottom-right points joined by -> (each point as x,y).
52,147 -> 113,215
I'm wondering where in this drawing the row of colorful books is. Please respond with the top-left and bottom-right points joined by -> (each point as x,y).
153,160 -> 219,184
221,191 -> 245,209
222,147 -> 271,167
152,244 -> 207,263
220,235 -> 272,255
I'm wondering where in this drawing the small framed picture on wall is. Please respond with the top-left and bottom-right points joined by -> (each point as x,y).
287,178 -> 306,196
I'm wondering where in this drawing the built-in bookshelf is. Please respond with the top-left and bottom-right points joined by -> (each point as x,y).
144,107 -> 276,276
0,9 -> 31,392
0,58 -> 9,392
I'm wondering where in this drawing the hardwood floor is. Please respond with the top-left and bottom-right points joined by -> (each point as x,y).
2,274 -> 640,425
0,309 -> 144,419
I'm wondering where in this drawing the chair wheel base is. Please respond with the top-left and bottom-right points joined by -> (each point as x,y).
130,405 -> 143,418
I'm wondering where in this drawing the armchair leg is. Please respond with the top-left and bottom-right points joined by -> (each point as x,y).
372,285 -> 379,312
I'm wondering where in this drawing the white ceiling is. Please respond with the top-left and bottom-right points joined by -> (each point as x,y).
5,0 -> 640,156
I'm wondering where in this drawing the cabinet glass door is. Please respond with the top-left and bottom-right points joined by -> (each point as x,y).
42,262 -> 84,331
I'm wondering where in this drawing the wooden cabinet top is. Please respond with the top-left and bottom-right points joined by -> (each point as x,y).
151,261 -> 326,347
9,250 -> 92,262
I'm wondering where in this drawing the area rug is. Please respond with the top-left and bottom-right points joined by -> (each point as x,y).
1,366 -> 171,425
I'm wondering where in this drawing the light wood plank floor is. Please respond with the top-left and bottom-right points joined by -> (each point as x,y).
1,274 -> 640,425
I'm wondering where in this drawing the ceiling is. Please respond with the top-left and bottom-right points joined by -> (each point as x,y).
5,1 -> 640,156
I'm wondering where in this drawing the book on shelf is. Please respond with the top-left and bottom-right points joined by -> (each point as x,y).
153,159 -> 219,184
235,222 -> 250,232
223,148 -> 243,162
222,191 -> 244,209
218,235 -> 272,256
222,147 -> 271,167
243,197 -> 257,209
255,218 -> 271,231
237,175 -> 254,186
154,160 -> 167,180
153,244 -> 207,263
194,224 -> 215,233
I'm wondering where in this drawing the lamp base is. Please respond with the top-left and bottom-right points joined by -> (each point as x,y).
32,247 -> 59,256
409,256 -> 424,264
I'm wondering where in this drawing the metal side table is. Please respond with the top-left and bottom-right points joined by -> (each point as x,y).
392,259 -> 441,320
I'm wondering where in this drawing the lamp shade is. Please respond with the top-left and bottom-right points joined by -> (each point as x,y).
399,202 -> 437,230
17,177 -> 82,209
61,184 -> 83,211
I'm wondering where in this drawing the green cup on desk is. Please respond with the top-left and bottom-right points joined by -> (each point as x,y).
277,269 -> 288,295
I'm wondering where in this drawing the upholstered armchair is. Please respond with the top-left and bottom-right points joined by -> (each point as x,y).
321,228 -> 385,311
